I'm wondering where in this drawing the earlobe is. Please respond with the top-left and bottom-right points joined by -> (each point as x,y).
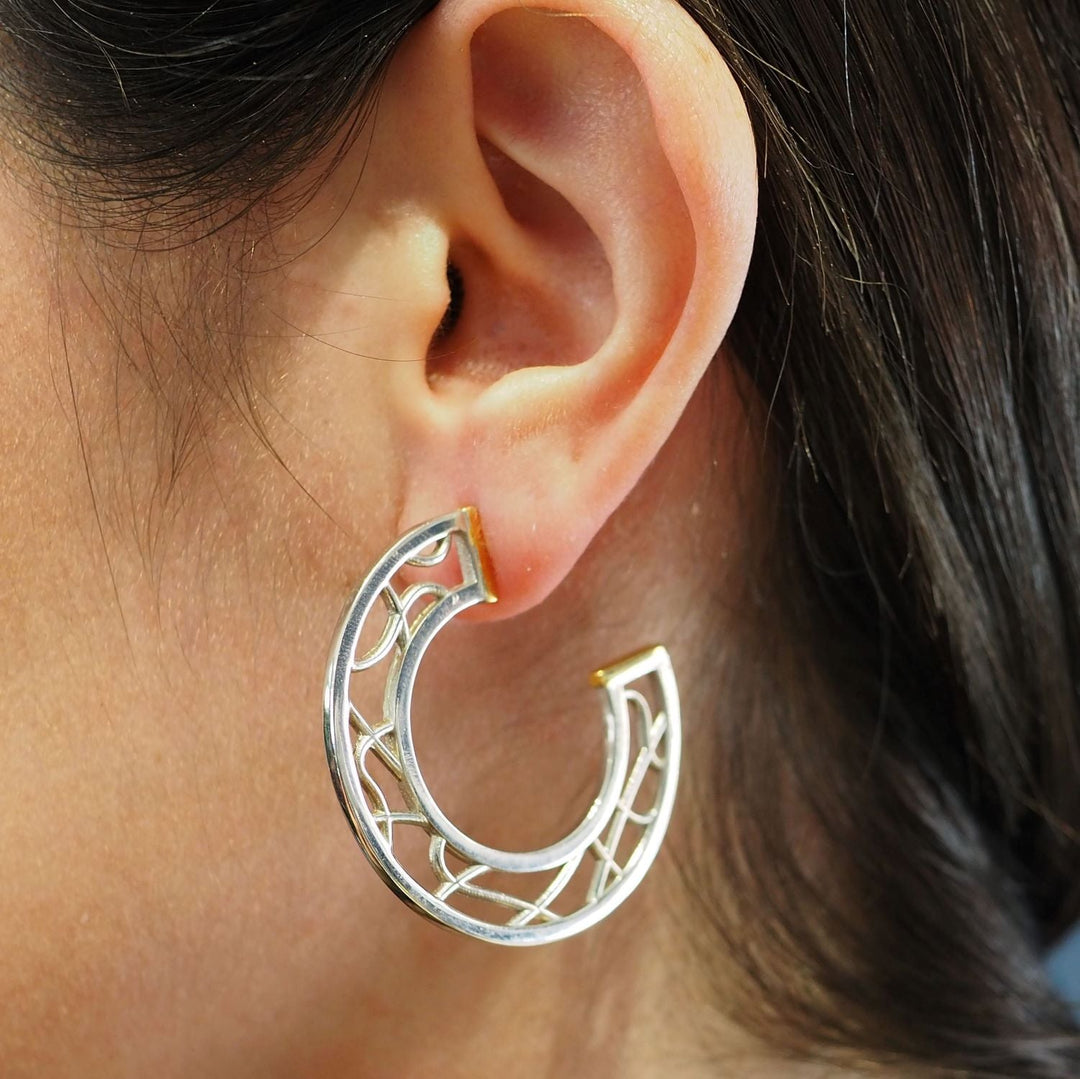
376,0 -> 756,618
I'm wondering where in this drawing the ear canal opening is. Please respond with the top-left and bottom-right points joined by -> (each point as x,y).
430,261 -> 466,347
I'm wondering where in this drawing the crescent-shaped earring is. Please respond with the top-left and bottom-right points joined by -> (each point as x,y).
323,508 -> 681,946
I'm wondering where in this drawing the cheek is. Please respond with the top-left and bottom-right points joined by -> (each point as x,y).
0,227 -> 405,1070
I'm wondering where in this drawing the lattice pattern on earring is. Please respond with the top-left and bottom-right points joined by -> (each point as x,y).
324,508 -> 681,946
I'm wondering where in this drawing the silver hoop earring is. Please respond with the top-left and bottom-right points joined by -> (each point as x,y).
323,507 -> 681,946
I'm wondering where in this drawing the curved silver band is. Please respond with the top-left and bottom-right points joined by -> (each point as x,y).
324,508 -> 681,945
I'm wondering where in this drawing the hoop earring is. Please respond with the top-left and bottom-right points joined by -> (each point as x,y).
324,507 -> 681,946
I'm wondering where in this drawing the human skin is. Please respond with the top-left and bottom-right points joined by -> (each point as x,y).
0,0 -> 798,1075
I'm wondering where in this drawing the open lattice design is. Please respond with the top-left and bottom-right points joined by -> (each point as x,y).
324,508 -> 681,946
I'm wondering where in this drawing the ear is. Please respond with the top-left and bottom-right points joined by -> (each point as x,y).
364,0 -> 755,617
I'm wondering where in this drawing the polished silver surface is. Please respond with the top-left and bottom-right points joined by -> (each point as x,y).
324,507 -> 681,946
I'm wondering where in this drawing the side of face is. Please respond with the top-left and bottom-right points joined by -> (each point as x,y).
0,1 -> 757,1073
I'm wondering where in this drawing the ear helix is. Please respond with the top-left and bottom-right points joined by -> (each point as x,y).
323,508 -> 681,945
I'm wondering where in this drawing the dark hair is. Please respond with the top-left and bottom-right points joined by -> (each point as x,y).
0,1 -> 438,226
3,1 -> 1078,1075
680,4 -> 1080,1074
